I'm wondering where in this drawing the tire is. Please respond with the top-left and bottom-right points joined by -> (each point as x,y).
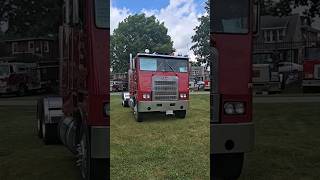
37,100 -> 43,138
79,127 -> 109,180
302,86 -> 312,94
42,122 -> 58,145
17,84 -> 27,97
133,104 -> 143,122
175,110 -> 186,118
211,153 -> 244,180
122,100 -> 129,107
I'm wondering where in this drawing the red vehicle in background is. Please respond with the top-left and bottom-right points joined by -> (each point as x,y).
37,0 -> 109,179
0,62 -> 40,96
210,0 -> 259,179
127,52 -> 189,122
302,45 -> 320,92
204,79 -> 210,91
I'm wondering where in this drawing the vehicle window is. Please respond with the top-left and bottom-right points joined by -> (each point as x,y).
140,58 -> 157,71
139,57 -> 189,73
305,48 -> 320,60
0,65 -> 10,76
95,0 -> 109,28
211,0 -> 249,34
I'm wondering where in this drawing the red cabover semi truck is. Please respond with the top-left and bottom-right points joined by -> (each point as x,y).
36,0 -> 110,179
302,45 -> 320,93
127,52 -> 189,122
210,0 -> 259,179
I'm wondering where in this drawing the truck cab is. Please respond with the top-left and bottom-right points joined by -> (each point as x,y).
252,52 -> 282,93
210,0 -> 259,178
0,62 -> 40,96
128,53 -> 189,121
302,46 -> 320,92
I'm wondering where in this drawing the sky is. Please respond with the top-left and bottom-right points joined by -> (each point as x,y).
110,0 -> 207,62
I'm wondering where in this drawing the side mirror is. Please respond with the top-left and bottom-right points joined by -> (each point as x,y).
129,53 -> 135,70
253,0 -> 261,35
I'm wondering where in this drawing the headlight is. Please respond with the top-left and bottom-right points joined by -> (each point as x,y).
234,103 -> 245,114
224,102 -> 245,115
304,73 -> 313,79
103,102 -> 110,117
142,93 -> 151,99
224,103 -> 235,115
179,93 -> 188,99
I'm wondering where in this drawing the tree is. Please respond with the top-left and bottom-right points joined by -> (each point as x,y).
0,0 -> 62,39
190,61 -> 201,67
190,1 -> 212,67
111,14 -> 175,73
261,0 -> 320,21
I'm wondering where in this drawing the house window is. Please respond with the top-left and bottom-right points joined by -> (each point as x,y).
28,41 -> 34,52
278,29 -> 286,41
44,41 -> 49,53
272,30 -> 277,42
264,28 -> 287,43
265,30 -> 271,42
12,42 -> 18,54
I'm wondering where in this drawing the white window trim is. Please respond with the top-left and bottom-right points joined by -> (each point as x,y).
28,41 -> 34,53
12,42 -> 18,54
44,41 -> 49,53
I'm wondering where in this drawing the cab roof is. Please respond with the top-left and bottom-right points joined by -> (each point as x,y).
136,53 -> 189,60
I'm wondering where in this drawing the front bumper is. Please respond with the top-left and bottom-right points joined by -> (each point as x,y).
302,80 -> 320,87
253,81 -> 281,91
0,86 -> 11,93
211,122 -> 254,154
138,100 -> 188,112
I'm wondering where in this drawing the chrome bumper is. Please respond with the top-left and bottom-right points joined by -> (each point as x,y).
138,100 -> 188,112
211,122 -> 254,154
302,80 -> 320,87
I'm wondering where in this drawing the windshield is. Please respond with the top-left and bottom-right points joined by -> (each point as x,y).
253,53 -> 273,64
95,0 -> 110,28
0,65 -> 9,76
139,57 -> 188,73
211,0 -> 249,34
305,48 -> 320,60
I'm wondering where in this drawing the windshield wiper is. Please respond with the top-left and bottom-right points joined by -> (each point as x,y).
165,61 -> 176,73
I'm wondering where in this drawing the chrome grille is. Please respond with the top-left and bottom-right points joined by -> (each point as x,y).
152,76 -> 178,101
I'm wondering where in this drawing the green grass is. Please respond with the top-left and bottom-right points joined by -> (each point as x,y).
240,103 -> 320,180
1,97 -> 320,179
0,106 -> 81,180
110,94 -> 210,180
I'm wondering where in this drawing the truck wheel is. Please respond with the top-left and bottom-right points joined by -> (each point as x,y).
42,123 -> 58,145
79,129 -> 109,180
175,110 -> 186,118
303,87 -> 311,93
133,104 -> 143,122
17,84 -> 27,96
122,100 -> 129,107
211,153 -> 244,179
135,111 -> 144,122
37,100 -> 43,138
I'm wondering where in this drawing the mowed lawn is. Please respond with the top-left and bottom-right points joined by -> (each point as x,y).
0,106 -> 81,180
240,103 -> 320,180
0,97 -> 320,179
110,94 -> 210,180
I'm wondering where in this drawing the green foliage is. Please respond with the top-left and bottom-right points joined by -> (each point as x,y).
0,0 -> 62,38
261,0 -> 320,20
190,1 -> 212,67
111,14 -> 175,73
